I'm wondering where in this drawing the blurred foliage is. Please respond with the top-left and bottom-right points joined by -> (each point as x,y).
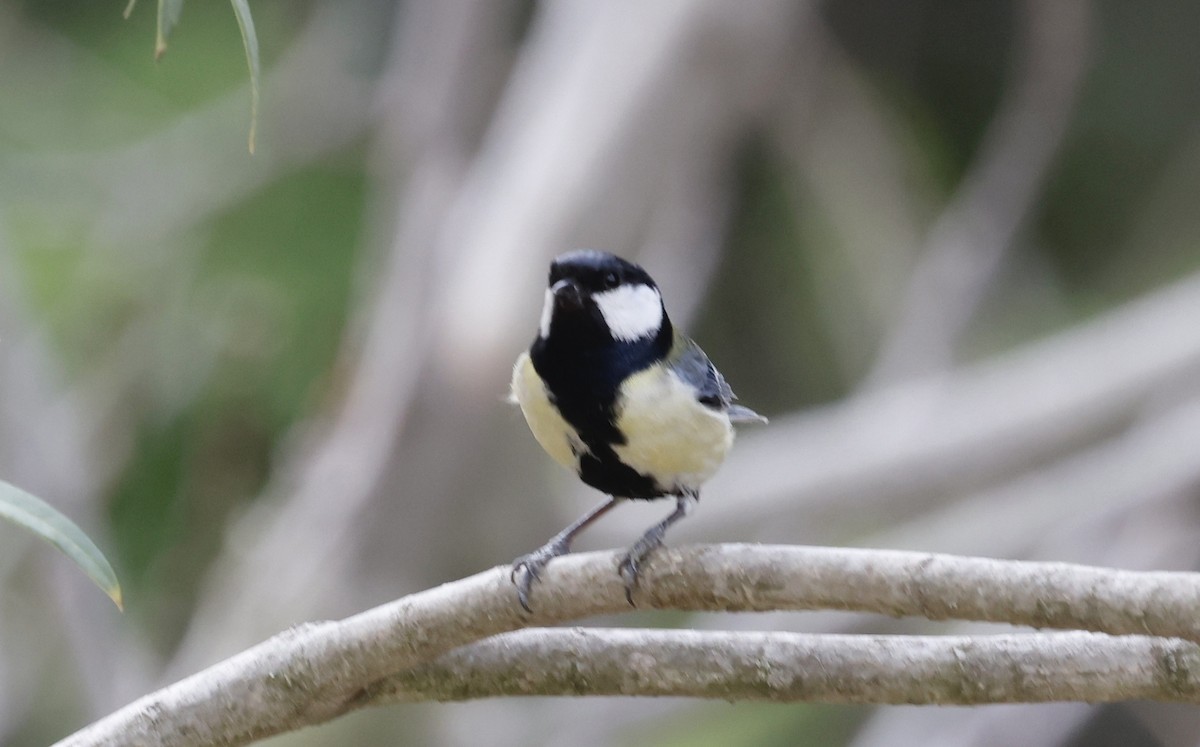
827,0 -> 1015,184
1042,2 -> 1200,294
7,1 -> 362,645
698,141 -> 850,412
13,1 -> 295,146
104,162 -> 366,644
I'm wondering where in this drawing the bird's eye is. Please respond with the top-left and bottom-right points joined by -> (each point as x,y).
602,271 -> 620,290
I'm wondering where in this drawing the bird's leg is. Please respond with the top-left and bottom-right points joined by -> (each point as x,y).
511,496 -> 623,612
618,491 -> 698,606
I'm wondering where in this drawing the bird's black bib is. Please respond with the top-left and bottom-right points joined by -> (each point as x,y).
530,322 -> 673,499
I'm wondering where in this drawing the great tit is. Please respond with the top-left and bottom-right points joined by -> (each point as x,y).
510,249 -> 765,610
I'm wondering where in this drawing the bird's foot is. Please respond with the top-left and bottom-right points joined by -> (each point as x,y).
510,539 -> 570,612
617,527 -> 667,607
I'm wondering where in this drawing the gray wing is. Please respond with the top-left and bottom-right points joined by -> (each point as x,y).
670,338 -> 767,424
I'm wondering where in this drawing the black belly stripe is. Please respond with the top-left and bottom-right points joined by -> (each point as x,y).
531,321 -> 675,500
578,448 -> 662,499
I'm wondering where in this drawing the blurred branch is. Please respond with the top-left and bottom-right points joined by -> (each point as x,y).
55,544 -> 1200,746
374,629 -> 1200,706
430,0 -> 800,378
873,391 -> 1200,558
866,0 -> 1092,384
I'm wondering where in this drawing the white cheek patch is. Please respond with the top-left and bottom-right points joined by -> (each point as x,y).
593,283 -> 663,342
538,288 -> 555,339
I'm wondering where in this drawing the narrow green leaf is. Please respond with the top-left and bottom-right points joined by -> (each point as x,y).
230,0 -> 261,154
0,479 -> 123,611
155,0 -> 186,60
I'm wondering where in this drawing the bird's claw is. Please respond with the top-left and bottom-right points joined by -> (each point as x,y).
511,565 -> 537,613
617,553 -> 640,606
510,541 -> 568,612
617,532 -> 665,607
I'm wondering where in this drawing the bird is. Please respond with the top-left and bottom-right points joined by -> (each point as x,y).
509,249 -> 765,611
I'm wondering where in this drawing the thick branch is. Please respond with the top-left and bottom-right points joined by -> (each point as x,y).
373,628 -> 1200,705
55,544 -> 1200,747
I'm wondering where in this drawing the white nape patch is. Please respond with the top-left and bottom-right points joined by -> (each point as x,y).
594,283 -> 663,342
537,288 -> 555,339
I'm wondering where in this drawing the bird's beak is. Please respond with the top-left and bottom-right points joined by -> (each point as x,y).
551,278 -> 584,311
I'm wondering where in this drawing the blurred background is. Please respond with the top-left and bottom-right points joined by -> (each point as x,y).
3,1 -> 1200,745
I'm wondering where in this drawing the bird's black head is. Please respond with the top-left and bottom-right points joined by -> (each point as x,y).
538,250 -> 667,344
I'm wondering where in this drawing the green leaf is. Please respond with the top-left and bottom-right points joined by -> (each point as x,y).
230,0 -> 261,154
155,0 -> 186,60
0,479 -> 123,611
126,0 -> 261,152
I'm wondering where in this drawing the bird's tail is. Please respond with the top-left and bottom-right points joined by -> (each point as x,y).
727,404 -> 768,424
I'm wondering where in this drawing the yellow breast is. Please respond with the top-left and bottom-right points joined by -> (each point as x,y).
612,365 -> 734,493
511,352 -> 585,472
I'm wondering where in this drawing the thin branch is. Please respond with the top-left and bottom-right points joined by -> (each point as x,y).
372,628 -> 1200,705
55,544 -> 1200,747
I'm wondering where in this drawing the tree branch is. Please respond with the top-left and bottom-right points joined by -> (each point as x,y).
54,544 -> 1200,747
372,628 -> 1200,705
